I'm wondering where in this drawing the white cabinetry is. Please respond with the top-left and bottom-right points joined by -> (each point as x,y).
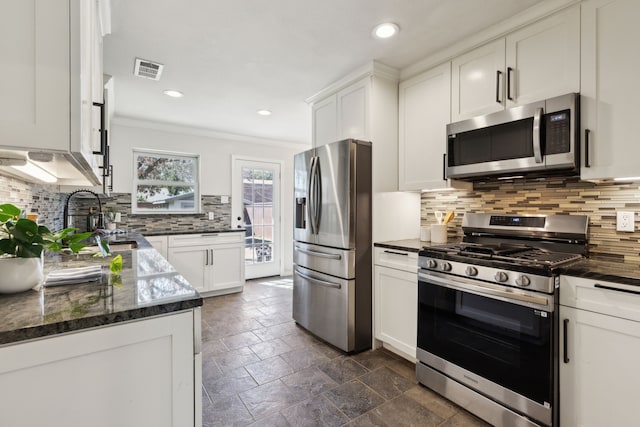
373,246 -> 418,361
559,276 -> 640,426
145,235 -> 168,259
168,233 -> 245,296
308,62 -> 398,192
0,0 -> 108,185
0,310 -> 201,427
580,0 -> 640,180
398,63 -> 471,191
451,6 -> 579,121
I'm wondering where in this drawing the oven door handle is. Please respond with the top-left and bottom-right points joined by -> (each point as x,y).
419,271 -> 552,311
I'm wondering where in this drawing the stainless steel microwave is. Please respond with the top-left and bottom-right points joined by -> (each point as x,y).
446,93 -> 579,181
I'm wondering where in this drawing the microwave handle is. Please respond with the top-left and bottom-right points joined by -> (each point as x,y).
533,107 -> 543,163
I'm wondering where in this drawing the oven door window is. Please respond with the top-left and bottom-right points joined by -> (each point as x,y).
417,279 -> 552,406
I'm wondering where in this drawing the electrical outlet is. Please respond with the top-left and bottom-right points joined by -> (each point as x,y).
208,212 -> 214,220
616,211 -> 635,232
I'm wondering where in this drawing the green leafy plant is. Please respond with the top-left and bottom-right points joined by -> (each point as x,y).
0,203 -> 93,258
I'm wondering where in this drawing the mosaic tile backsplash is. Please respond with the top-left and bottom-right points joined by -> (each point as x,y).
421,177 -> 640,262
0,174 -> 65,231
67,193 -> 232,233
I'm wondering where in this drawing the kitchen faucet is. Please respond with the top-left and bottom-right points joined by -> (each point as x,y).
63,189 -> 104,230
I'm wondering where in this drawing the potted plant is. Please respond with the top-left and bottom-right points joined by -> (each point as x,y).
0,203 -> 93,293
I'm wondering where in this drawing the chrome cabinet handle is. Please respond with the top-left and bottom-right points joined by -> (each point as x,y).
384,250 -> 408,256
594,283 -> 640,296
533,107 -> 543,163
563,318 -> 570,363
584,129 -> 591,168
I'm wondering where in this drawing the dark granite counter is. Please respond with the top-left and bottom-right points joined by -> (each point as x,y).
560,257 -> 640,287
143,228 -> 245,236
0,233 -> 203,346
374,238 -> 462,253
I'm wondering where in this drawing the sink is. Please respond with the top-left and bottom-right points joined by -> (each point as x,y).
75,241 -> 138,255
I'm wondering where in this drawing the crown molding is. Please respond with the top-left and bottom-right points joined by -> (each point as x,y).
305,60 -> 399,105
400,0 -> 580,80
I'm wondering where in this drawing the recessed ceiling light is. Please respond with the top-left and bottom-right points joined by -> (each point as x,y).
257,109 -> 272,116
372,22 -> 399,39
163,90 -> 184,98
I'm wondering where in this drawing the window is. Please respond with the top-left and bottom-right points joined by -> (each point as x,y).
132,149 -> 200,214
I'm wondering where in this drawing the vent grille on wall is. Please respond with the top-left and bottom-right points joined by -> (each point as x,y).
133,58 -> 164,80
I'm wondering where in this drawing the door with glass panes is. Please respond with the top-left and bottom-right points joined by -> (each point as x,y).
232,158 -> 281,279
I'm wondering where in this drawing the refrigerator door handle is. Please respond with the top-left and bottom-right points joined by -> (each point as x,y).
313,157 -> 322,232
295,268 -> 342,289
308,156 -> 317,234
295,246 -> 342,260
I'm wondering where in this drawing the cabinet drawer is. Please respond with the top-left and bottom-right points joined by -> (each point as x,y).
374,247 -> 418,273
560,276 -> 640,322
168,232 -> 243,247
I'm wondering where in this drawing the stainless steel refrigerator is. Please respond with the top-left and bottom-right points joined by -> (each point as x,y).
293,138 -> 372,353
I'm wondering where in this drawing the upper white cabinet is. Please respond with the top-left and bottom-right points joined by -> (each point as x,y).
451,6 -> 580,122
505,5 -> 580,107
309,62 -> 399,192
398,62 -> 472,191
580,0 -> 640,180
452,39 -> 507,121
0,0 -> 109,185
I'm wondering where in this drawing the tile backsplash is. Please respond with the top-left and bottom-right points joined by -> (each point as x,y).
421,177 -> 640,262
0,174 -> 65,230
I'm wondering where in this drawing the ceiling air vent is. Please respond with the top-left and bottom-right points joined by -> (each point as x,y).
133,58 -> 164,81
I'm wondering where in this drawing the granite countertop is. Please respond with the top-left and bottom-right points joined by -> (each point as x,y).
374,239 -> 640,286
0,232 -> 203,346
374,238 -> 462,253
143,228 -> 245,236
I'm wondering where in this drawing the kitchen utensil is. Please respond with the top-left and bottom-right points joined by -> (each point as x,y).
434,211 -> 444,224
431,224 -> 447,243
443,211 -> 455,224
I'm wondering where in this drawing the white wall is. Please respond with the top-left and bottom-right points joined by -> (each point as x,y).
110,120 -> 309,276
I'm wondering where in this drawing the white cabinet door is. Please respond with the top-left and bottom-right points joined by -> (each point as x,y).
211,243 -> 245,291
145,235 -> 168,259
581,0 -> 640,180
0,311 -> 197,427
374,265 -> 417,360
337,77 -> 369,140
168,245 -> 209,293
560,305 -> 640,426
312,95 -> 337,147
399,63 -> 451,191
0,0 -> 70,151
451,39 -> 506,122
505,6 -> 580,107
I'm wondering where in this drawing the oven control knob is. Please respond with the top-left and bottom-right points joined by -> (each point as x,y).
494,271 -> 509,282
516,275 -> 531,287
465,266 -> 478,277
427,259 -> 438,269
441,262 -> 452,272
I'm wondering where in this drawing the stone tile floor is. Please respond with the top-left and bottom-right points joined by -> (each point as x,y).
201,276 -> 490,427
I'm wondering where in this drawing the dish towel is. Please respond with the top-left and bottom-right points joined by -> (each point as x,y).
44,265 -> 103,286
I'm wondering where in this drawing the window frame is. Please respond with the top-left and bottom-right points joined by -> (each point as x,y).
131,148 -> 201,215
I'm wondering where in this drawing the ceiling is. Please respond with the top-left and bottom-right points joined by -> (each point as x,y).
104,0 -> 544,145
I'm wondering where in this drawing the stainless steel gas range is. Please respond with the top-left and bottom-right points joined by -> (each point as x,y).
416,213 -> 588,427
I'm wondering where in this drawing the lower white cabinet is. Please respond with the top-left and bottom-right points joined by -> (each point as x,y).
145,235 -> 168,258
0,310 -> 201,427
168,232 -> 245,296
373,247 -> 418,361
559,276 -> 640,426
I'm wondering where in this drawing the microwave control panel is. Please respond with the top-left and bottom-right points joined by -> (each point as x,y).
544,109 -> 571,154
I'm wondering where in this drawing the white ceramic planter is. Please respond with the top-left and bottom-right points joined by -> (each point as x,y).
0,256 -> 43,293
